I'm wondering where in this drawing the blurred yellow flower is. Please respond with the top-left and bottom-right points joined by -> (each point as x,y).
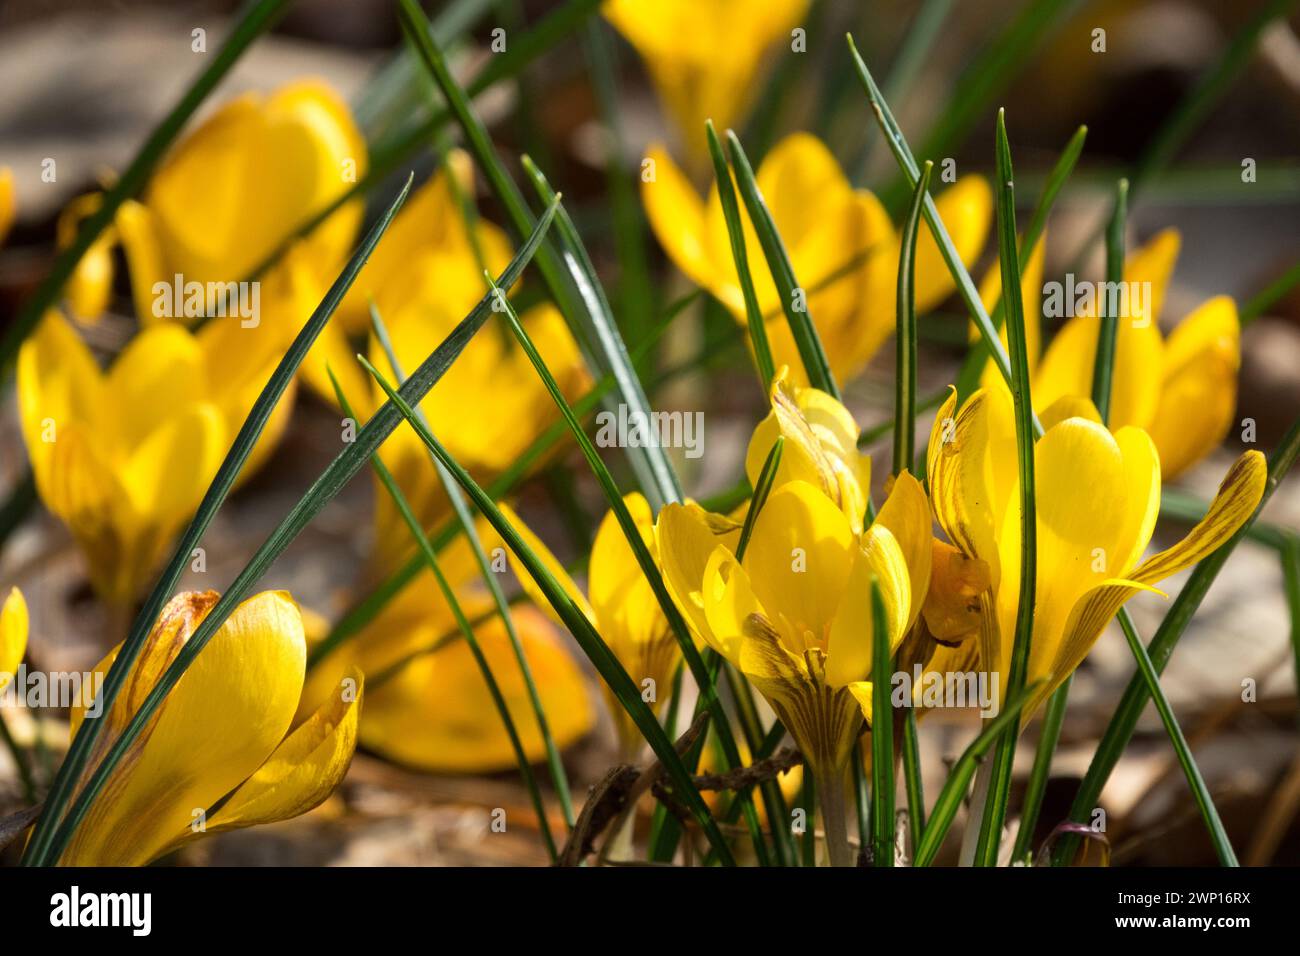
62,80 -> 366,404
1031,230 -> 1241,479
60,590 -> 361,866
927,384 -> 1266,720
603,0 -> 808,157
0,588 -> 28,691
0,166 -> 14,245
499,495 -> 678,760
358,158 -> 590,577
17,312 -> 294,605
643,133 -> 991,384
302,534 -> 594,773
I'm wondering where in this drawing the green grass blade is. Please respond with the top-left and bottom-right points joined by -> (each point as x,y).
855,0 -> 955,176
871,577 -> 895,867
1090,179 -> 1129,421
735,438 -> 783,561
1053,413 -> 1300,865
901,711 -> 925,857
1013,172 -> 1124,860
519,158 -> 684,508
21,173 -> 415,865
725,130 -> 840,399
309,289 -> 700,669
22,192 -> 554,867
879,0 -> 1082,210
482,274 -> 769,862
0,0 -> 290,370
359,356 -> 738,865
894,161 -> 932,476
368,307 -> 575,829
913,684 -> 1040,867
706,121 -> 775,391
1115,611 -> 1238,865
328,368 -> 559,859
953,125 -> 1087,400
848,36 -> 1024,417
1010,673 -> 1069,864
584,20 -> 657,343
1241,259 -> 1300,327
973,111 -> 1038,867
396,0 -> 681,511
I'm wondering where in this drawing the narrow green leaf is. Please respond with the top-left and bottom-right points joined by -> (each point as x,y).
725,130 -> 840,399
22,190 -> 554,867
913,683 -> 1041,867
1090,179 -> 1129,421
894,161 -> 932,476
368,307 -> 575,829
310,289 -> 700,669
706,120 -> 775,392
1010,672 -> 1070,864
1115,611 -> 1238,865
736,438 -> 783,561
1241,259 -> 1300,327
396,0 -> 681,510
1054,413 -> 1300,865
973,111 -> 1037,867
880,0 -> 1083,211
871,577 -> 895,867
328,368 -> 560,859
901,710 -> 925,855
359,356 -> 738,865
0,0 -> 292,370
953,124 -> 1087,400
481,274 -> 769,861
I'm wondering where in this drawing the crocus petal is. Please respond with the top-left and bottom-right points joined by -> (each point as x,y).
114,199 -> 168,325
1129,449 -> 1267,586
588,493 -> 668,652
1039,394 -> 1102,430
873,470 -> 933,631
204,665 -> 362,833
1145,295 -> 1241,480
58,194 -> 116,324
106,322 -> 207,449
0,588 -> 28,688
921,540 -> 991,644
825,524 -> 910,687
1123,228 -> 1181,330
17,312 -> 104,475
745,370 -> 869,530
641,143 -> 716,293
915,176 -> 992,313
740,480 -> 855,645
357,605 -> 593,773
656,500 -> 741,647
702,546 -> 768,668
123,402 -> 226,525
61,591 -> 306,865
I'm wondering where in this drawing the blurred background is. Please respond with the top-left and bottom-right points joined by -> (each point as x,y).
0,0 -> 1297,865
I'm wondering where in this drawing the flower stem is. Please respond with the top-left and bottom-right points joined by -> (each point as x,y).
816,764 -> 853,867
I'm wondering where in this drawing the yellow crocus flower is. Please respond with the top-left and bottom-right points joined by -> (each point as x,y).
359,160 -> 590,577
657,477 -> 926,864
926,384 -> 1267,720
1032,229 -> 1241,479
59,590 -> 361,866
497,495 -> 680,760
643,132 -> 991,383
63,80 -> 367,405
603,0 -> 809,158
17,312 -> 294,605
0,588 -> 27,691
301,545 -> 594,774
